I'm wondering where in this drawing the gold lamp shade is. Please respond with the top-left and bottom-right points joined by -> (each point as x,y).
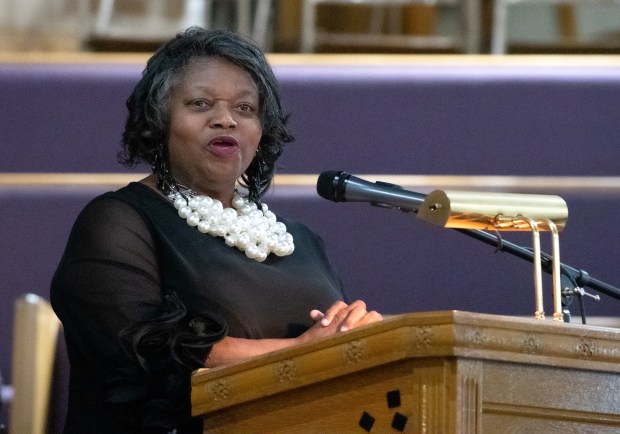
417,190 -> 568,231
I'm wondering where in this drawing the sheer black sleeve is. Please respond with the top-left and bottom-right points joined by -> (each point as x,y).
51,195 -> 226,432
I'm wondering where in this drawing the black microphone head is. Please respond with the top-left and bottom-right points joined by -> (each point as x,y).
316,171 -> 349,202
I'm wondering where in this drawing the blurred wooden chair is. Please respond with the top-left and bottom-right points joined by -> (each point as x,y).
91,0 -> 274,48
9,294 -> 60,434
300,0 -> 482,53
491,0 -> 620,54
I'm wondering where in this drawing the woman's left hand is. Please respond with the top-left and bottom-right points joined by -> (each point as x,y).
310,300 -> 383,333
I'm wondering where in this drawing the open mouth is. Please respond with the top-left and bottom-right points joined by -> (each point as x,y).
207,136 -> 240,155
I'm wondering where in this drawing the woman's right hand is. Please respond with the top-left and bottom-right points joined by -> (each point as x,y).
206,300 -> 382,368
296,300 -> 383,345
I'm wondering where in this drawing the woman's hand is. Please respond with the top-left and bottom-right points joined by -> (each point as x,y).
297,300 -> 382,345
206,300 -> 382,367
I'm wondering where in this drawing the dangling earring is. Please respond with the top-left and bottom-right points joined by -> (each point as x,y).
153,142 -> 175,194
249,148 -> 265,205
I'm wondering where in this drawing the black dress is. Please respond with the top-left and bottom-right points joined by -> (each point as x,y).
51,182 -> 346,434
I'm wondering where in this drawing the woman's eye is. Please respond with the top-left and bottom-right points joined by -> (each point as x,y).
190,99 -> 210,108
238,103 -> 254,112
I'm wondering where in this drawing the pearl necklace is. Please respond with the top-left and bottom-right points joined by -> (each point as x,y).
169,189 -> 294,262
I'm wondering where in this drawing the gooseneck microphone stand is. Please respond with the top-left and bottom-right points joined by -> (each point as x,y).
452,227 -> 620,300
450,227 -> 620,323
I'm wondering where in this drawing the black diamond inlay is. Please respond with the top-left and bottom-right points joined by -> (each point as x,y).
391,412 -> 408,432
387,389 -> 401,408
359,411 -> 375,432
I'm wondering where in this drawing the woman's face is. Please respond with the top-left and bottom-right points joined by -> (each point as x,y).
167,57 -> 262,202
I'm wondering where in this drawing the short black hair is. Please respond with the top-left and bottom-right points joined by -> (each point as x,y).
119,27 -> 294,202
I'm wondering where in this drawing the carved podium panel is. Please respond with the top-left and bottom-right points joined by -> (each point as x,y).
191,311 -> 620,433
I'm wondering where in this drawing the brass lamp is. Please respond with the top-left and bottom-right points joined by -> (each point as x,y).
418,190 -> 569,321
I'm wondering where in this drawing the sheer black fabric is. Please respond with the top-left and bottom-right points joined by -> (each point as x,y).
51,183 -> 346,433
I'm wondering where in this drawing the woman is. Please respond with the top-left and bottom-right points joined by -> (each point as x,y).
51,27 -> 381,434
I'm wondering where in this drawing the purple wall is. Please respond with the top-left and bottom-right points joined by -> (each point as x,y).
2,62 -> 620,176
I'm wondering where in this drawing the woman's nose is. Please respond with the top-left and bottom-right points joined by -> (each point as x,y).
209,104 -> 237,129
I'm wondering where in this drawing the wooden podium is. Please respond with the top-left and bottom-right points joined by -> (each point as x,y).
191,311 -> 620,433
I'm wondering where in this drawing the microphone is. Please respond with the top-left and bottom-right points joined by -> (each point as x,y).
316,171 -> 426,212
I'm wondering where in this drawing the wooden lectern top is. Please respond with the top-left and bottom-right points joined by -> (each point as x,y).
192,311 -> 620,433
